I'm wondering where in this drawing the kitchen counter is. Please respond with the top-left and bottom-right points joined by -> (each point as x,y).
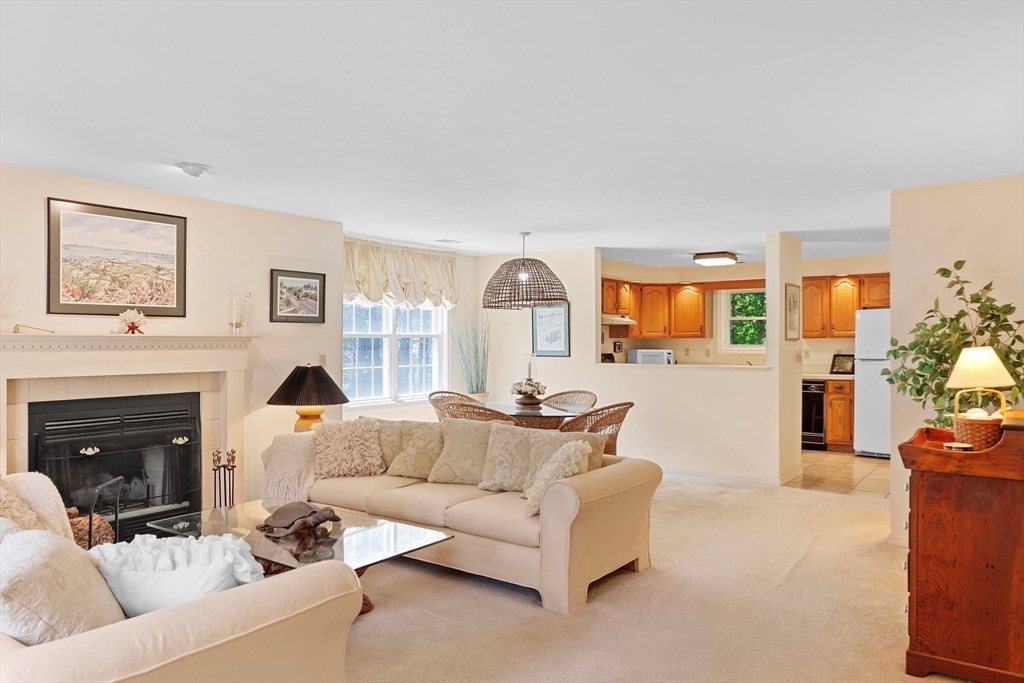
803,373 -> 855,380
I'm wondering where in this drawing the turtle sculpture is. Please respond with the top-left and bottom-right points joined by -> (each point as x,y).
256,502 -> 340,540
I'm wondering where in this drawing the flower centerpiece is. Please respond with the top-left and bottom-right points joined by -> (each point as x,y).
118,308 -> 147,334
511,378 -> 546,407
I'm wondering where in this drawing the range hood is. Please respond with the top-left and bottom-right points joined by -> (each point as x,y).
601,314 -> 637,326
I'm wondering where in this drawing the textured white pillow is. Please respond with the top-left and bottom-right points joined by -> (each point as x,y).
479,422 -> 534,492
0,478 -> 47,532
522,430 -> 608,492
358,416 -> 404,469
0,517 -> 24,545
1,530 -> 126,645
522,440 -> 591,516
428,419 -> 494,485
387,421 -> 444,479
89,534 -> 264,617
313,420 -> 386,479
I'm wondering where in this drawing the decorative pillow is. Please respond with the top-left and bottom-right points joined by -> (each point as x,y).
261,432 -> 316,502
386,421 -> 444,479
313,420 -> 386,479
523,431 -> 608,493
522,440 -> 591,516
0,517 -> 25,545
478,422 -> 535,492
428,419 -> 494,485
89,534 -> 264,618
358,416 -> 404,469
0,478 -> 47,533
1,530 -> 126,645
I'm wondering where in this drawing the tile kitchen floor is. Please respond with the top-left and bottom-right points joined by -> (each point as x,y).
785,451 -> 891,497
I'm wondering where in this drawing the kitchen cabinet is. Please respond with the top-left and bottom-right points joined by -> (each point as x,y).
628,283 -> 643,339
829,277 -> 860,338
601,278 -> 631,315
802,278 -> 830,338
669,284 -> 705,337
860,274 -> 890,308
639,285 -> 669,338
825,380 -> 854,451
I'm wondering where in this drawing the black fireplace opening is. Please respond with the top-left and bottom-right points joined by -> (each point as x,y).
28,392 -> 202,542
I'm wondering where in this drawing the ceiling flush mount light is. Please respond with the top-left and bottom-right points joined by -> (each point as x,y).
434,238 -> 463,244
693,251 -> 738,267
482,232 -> 568,310
175,162 -> 212,178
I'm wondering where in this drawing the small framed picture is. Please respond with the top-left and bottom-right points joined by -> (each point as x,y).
270,269 -> 325,323
830,353 -> 855,375
785,283 -> 801,341
613,341 -> 623,353
532,303 -> 570,357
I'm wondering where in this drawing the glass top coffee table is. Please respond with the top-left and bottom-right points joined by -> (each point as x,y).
148,499 -> 453,613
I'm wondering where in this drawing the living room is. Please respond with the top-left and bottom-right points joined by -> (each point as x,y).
2,3 -> 1023,683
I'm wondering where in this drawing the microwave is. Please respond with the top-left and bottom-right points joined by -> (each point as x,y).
627,349 -> 674,365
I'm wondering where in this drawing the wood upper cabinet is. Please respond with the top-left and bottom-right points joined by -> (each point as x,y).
615,281 -> 631,315
669,284 -> 705,337
802,277 -> 830,338
628,283 -> 643,339
639,285 -> 669,338
860,274 -> 890,308
825,380 -> 854,448
830,277 -> 860,338
601,279 -> 618,314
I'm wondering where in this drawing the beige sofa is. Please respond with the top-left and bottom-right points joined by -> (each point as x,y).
266,433 -> 663,614
0,473 -> 364,683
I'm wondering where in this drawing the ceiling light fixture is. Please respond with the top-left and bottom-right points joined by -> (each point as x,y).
175,162 -> 212,178
434,238 -> 463,244
482,232 -> 568,310
693,251 -> 738,267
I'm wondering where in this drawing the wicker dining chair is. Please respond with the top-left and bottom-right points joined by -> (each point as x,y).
428,391 -> 481,420
542,390 -> 598,414
558,402 -> 635,455
437,402 -> 519,425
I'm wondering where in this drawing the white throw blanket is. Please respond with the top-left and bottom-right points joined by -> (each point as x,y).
261,432 -> 316,502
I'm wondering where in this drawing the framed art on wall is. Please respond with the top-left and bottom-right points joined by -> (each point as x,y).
47,198 -> 187,316
270,269 -> 326,323
785,283 -> 801,341
532,303 -> 569,357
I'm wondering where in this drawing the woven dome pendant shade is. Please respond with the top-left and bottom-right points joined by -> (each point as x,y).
482,233 -> 569,310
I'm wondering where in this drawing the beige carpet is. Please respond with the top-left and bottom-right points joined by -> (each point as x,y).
347,474 -> 958,683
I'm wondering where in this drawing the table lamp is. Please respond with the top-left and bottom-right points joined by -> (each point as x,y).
267,364 -> 349,432
946,346 -> 1015,450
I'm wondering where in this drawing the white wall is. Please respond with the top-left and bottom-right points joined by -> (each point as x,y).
765,233 -> 803,481
888,175 -> 1024,545
0,164 -> 345,499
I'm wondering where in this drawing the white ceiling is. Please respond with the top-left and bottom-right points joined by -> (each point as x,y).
1,2 -> 1021,266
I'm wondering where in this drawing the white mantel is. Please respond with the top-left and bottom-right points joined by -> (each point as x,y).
1,334 -> 257,495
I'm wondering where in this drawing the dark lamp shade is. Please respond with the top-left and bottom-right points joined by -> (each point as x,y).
481,257 -> 569,310
267,365 -> 349,407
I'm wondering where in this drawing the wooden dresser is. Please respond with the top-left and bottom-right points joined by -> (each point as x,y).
898,425 -> 1024,683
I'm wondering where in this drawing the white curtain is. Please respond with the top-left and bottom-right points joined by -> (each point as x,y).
343,237 -> 461,308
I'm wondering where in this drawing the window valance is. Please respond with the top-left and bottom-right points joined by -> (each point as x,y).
343,237 -> 461,309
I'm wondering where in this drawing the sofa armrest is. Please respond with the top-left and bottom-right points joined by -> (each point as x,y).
0,561 -> 362,683
539,457 -> 663,613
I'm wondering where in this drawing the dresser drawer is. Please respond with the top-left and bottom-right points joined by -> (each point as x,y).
826,380 -> 852,394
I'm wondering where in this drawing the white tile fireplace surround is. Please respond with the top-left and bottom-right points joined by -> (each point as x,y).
1,334 -> 255,510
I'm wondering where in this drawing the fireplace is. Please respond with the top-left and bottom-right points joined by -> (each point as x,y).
28,393 -> 202,541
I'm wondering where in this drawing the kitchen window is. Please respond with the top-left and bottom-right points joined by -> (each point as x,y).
342,302 -> 446,403
716,289 -> 767,353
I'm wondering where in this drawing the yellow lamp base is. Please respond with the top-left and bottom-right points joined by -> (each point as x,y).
293,406 -> 325,432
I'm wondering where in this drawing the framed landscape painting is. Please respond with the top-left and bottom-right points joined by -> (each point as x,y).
47,198 -> 187,316
532,303 -> 570,357
785,283 -> 801,341
270,269 -> 325,323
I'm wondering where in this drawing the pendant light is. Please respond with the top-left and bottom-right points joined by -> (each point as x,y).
482,232 -> 569,310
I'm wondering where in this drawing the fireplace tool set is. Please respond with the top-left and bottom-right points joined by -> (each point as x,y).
212,449 -> 236,508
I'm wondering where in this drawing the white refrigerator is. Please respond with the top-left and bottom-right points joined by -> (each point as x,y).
854,309 -> 891,458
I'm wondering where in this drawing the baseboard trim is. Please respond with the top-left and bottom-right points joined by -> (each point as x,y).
779,464 -> 804,485
662,468 -> 782,488
887,533 -> 909,548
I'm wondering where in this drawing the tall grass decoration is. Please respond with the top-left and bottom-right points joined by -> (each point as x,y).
451,304 -> 489,394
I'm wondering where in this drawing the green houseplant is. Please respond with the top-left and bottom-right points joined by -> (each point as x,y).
883,261 -> 1024,428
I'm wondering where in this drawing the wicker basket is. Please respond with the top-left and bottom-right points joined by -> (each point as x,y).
952,415 -> 1003,451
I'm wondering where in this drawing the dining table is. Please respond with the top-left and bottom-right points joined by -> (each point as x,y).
482,402 -> 580,430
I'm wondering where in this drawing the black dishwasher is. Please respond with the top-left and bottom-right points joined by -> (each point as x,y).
801,380 -> 826,450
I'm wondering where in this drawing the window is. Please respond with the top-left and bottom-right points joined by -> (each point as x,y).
716,289 -> 767,353
342,302 -> 445,403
